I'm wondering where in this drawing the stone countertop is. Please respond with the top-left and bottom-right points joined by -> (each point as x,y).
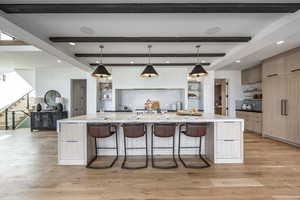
58,112 -> 244,123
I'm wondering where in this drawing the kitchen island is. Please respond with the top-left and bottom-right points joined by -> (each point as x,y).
57,112 -> 244,166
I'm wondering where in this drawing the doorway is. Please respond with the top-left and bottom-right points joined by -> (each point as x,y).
71,79 -> 87,117
214,79 -> 228,116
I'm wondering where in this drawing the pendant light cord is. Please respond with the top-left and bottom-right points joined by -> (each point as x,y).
148,45 -> 152,64
196,45 -> 200,64
99,45 -> 104,64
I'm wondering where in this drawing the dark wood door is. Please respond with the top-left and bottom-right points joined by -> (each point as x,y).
71,79 -> 87,117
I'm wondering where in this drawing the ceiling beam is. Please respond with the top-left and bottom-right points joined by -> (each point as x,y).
0,40 -> 27,46
50,37 -> 251,43
76,53 -> 225,58
90,63 -> 210,67
1,3 -> 300,13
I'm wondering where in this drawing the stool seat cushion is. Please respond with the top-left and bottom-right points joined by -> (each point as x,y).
87,123 -> 114,138
154,123 -> 176,137
123,123 -> 145,138
182,123 -> 207,137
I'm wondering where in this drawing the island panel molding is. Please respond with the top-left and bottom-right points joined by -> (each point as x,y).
1,3 -> 300,13
75,53 -> 226,58
57,112 -> 244,166
49,37 -> 252,43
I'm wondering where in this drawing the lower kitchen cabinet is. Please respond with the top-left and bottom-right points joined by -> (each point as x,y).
236,111 -> 262,134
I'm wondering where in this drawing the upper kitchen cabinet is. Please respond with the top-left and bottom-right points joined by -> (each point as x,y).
285,49 -> 300,74
241,65 -> 262,85
262,56 -> 285,78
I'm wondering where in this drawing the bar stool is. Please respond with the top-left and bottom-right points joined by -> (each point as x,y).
122,123 -> 148,169
86,123 -> 118,169
178,123 -> 210,168
151,123 -> 178,169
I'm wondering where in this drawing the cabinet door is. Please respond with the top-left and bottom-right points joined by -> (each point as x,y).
285,51 -> 300,74
263,57 -> 285,78
216,140 -> 241,159
216,122 -> 241,140
286,71 -> 300,144
262,78 -> 273,136
263,75 -> 287,138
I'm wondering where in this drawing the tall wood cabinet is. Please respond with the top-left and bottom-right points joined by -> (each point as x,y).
262,48 -> 300,145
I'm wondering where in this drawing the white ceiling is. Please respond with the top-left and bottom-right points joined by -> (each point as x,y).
0,1 -> 300,72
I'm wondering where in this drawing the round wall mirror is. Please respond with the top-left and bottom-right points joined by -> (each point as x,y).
44,90 -> 61,108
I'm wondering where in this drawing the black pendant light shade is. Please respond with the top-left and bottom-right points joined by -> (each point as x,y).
140,64 -> 159,78
92,45 -> 111,78
92,64 -> 111,78
141,45 -> 159,78
189,64 -> 208,78
189,45 -> 208,78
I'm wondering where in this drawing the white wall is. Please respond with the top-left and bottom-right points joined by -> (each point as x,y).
215,70 -> 243,117
112,67 -> 189,110
0,71 -> 33,109
35,65 -> 97,114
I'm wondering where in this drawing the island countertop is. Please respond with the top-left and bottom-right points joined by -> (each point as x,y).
58,112 -> 244,124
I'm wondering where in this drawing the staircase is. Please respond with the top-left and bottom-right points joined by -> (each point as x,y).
0,90 -> 35,130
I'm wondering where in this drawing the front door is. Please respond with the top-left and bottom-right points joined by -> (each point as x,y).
71,79 -> 87,117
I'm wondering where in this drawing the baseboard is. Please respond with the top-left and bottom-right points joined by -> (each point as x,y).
58,160 -> 85,165
264,135 -> 300,148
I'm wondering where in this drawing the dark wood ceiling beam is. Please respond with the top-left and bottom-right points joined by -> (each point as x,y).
1,3 -> 300,13
50,37 -> 251,43
76,53 -> 225,58
89,63 -> 210,67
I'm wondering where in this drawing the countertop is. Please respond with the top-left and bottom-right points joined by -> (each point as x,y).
58,112 -> 244,123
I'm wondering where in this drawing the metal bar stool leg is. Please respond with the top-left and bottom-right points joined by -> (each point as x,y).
86,124 -> 119,169
122,125 -> 148,170
152,128 -> 178,169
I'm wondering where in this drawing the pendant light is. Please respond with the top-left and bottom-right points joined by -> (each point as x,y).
92,45 -> 111,78
140,45 -> 159,78
189,45 -> 208,78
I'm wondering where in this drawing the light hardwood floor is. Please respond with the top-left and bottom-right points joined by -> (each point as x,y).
0,129 -> 300,200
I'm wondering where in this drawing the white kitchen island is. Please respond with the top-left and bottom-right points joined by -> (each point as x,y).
57,112 -> 244,166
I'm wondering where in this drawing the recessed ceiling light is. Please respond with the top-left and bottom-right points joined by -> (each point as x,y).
201,60 -> 206,63
205,27 -> 222,35
95,60 -> 100,64
165,60 -> 170,64
69,42 -> 76,46
130,61 -> 134,64
235,60 -> 241,63
276,40 -> 285,45
57,59 -> 61,63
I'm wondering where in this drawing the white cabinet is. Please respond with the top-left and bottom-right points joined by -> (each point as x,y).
216,140 -> 241,159
214,122 -> 243,163
58,123 -> 87,165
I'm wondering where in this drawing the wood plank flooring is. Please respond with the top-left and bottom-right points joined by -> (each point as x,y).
0,129 -> 300,200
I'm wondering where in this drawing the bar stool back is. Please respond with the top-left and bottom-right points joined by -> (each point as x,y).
151,123 -> 178,169
122,123 -> 148,169
178,123 -> 210,168
86,123 -> 118,169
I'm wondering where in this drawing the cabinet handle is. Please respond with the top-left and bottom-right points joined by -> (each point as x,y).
291,68 -> 300,73
65,140 -> 79,143
280,100 -> 284,116
224,139 -> 235,142
284,100 -> 288,116
223,121 -> 235,123
267,73 -> 278,78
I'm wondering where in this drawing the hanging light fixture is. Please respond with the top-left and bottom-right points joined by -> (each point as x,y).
92,45 -> 111,78
140,45 -> 159,78
189,45 -> 208,78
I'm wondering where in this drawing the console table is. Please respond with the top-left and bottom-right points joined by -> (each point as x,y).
31,111 -> 68,131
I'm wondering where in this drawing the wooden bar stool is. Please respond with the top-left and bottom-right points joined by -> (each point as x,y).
151,123 -> 178,169
122,123 -> 148,169
178,123 -> 210,168
86,123 -> 118,169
